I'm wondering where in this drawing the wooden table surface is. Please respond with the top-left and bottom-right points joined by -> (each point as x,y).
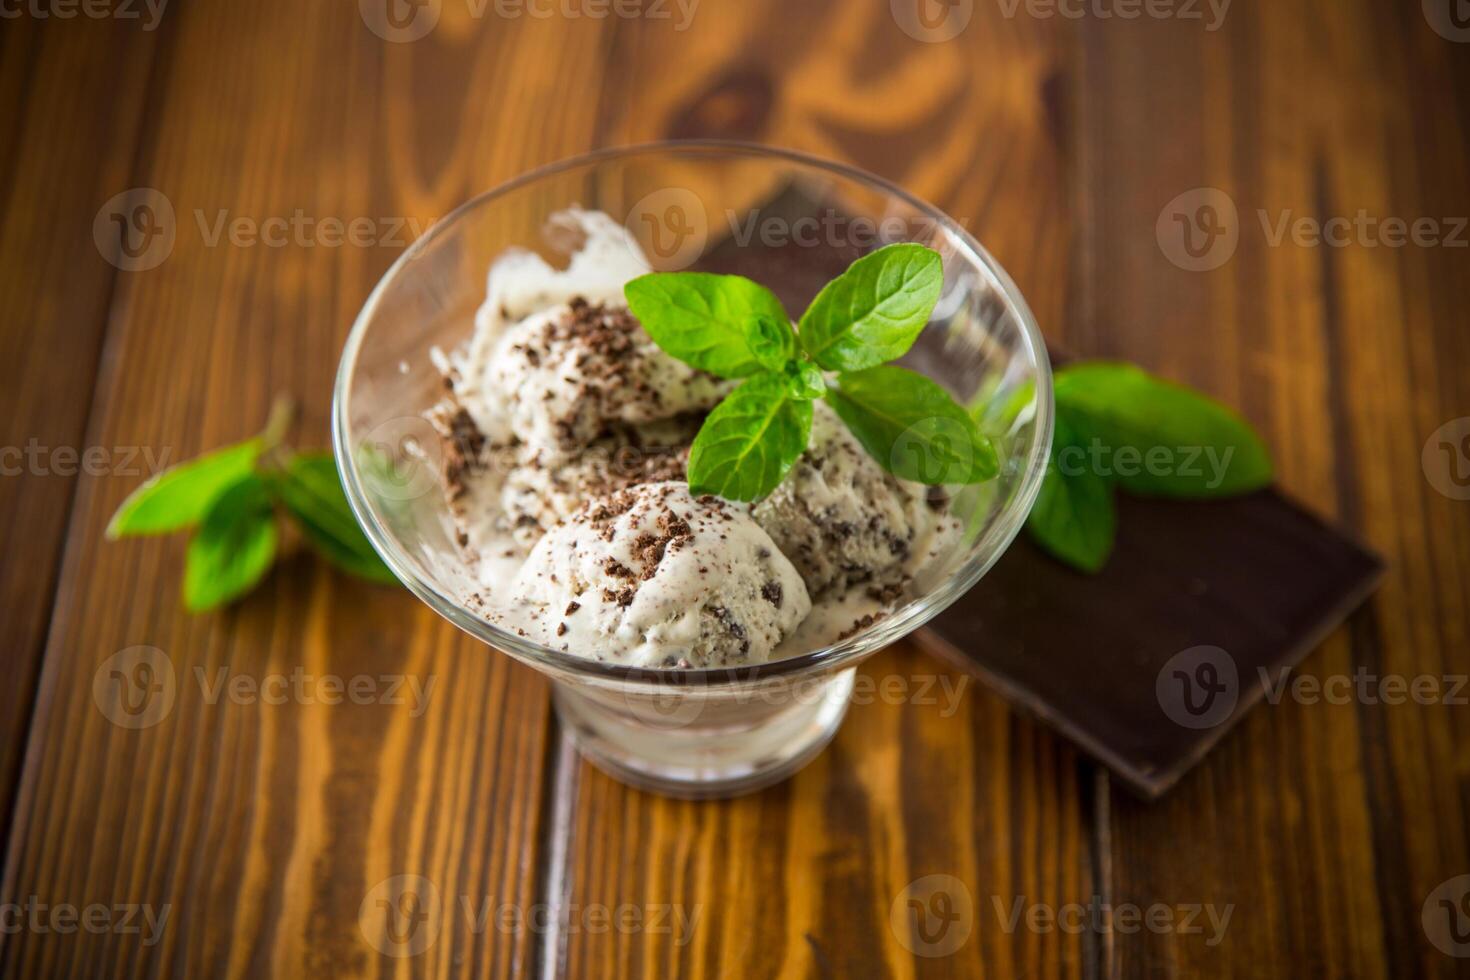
3,1 -> 1468,977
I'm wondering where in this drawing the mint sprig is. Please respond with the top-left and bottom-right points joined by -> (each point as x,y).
828,366 -> 999,485
798,244 -> 944,371
1025,362 -> 1273,572
623,272 -> 793,378
687,374 -> 813,501
183,474 -> 279,611
1026,414 -> 1116,573
108,399 -> 397,611
626,243 -> 995,502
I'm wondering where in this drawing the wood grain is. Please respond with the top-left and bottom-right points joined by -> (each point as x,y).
0,15 -> 160,836
557,643 -> 1092,979
1,0 -> 1467,977
549,4 -> 1092,977
1077,1 -> 1470,976
0,2 -> 615,975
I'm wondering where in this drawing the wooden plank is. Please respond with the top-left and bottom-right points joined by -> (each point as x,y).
560,643 -> 1093,979
555,3 -> 1093,976
0,16 -> 160,836
0,4 -> 621,976
1077,0 -> 1470,975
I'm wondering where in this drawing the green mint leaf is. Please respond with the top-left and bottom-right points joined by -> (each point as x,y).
825,366 -> 998,485
1055,362 -> 1273,497
784,360 -> 827,400
624,272 -> 791,378
107,438 -> 263,538
272,453 -> 397,585
183,474 -> 278,611
688,374 -> 813,501
746,315 -> 796,372
1026,414 -> 1116,573
797,243 -> 944,371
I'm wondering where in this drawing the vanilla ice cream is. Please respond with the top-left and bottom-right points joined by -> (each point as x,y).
476,298 -> 726,454
438,210 -> 727,451
753,402 -> 959,597
431,209 -> 965,668
500,417 -> 696,549
508,482 -> 811,668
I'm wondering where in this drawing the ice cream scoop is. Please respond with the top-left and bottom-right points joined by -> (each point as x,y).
753,401 -> 959,597
500,417 -> 697,549
476,298 -> 726,454
509,482 -> 811,668
438,209 -> 727,452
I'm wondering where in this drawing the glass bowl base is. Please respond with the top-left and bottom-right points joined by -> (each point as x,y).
551,669 -> 856,799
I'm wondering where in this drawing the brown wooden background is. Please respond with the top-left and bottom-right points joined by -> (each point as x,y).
2,0 -> 1468,977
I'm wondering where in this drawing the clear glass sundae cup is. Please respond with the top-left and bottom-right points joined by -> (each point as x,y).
334,141 -> 1053,798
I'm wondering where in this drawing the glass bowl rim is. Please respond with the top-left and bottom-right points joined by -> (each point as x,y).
333,138 -> 1054,688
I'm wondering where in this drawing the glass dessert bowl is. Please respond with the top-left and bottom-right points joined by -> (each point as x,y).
334,141 -> 1053,798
